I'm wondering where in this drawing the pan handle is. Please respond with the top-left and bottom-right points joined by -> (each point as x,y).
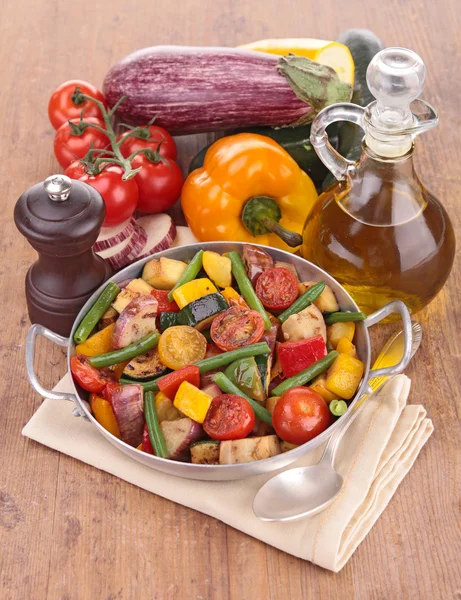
364,300 -> 413,380
25,324 -> 76,403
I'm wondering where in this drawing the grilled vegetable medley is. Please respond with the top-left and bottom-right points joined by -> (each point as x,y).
71,245 -> 366,465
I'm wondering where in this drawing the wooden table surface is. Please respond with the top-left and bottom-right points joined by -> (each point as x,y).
1,0 -> 460,598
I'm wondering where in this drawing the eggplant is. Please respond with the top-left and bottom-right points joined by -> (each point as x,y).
219,435 -> 281,465
200,383 -> 221,398
111,385 -> 144,447
111,295 -> 158,349
103,46 -> 352,134
160,418 -> 203,461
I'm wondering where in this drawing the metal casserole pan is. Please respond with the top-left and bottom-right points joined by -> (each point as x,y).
25,242 -> 412,481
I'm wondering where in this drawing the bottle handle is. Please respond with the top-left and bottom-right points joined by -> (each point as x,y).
310,103 -> 366,181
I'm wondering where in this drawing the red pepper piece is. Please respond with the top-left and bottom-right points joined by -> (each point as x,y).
278,335 -> 327,378
151,289 -> 180,313
157,365 -> 201,398
141,424 -> 154,454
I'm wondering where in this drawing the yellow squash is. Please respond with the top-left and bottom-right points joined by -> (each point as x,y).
240,38 -> 354,85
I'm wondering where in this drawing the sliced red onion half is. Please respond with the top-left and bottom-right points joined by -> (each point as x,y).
135,214 -> 177,260
96,224 -> 147,270
93,216 -> 136,252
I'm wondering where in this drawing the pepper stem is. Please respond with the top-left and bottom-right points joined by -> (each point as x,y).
241,196 -> 303,248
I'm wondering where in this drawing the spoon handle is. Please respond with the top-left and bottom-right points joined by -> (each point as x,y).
319,393 -> 367,466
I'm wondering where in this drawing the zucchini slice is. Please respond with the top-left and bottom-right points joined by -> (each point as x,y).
179,293 -> 228,331
190,440 -> 220,464
159,311 -> 181,331
255,353 -> 271,397
122,348 -> 169,381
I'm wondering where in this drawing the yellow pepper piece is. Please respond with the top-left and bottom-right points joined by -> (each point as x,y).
155,391 -> 181,423
221,287 -> 248,308
202,251 -> 232,288
172,278 -> 218,309
336,336 -> 357,357
325,354 -> 364,400
327,321 -> 356,349
173,381 -> 213,423
309,374 -> 338,403
90,394 -> 121,438
240,39 -> 355,86
181,133 -> 318,253
75,323 -> 115,356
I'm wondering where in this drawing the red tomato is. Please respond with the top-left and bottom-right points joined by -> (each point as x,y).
210,306 -> 265,351
119,125 -> 177,161
48,80 -> 107,130
151,289 -> 180,313
64,160 -> 87,179
79,165 -> 138,226
141,424 -> 154,454
71,355 -> 114,394
157,365 -> 201,399
272,387 -> 330,445
131,154 -> 183,214
203,394 -> 255,440
54,117 -> 110,168
102,381 -> 121,402
256,268 -> 299,311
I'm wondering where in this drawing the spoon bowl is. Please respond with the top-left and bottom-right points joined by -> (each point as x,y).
253,465 -> 344,522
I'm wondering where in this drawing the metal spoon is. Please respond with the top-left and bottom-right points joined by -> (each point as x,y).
253,322 -> 422,522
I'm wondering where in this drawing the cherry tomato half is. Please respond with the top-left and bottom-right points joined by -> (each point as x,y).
71,355 -> 114,394
79,165 -> 138,227
150,289 -> 180,313
131,154 -> 184,214
210,306 -> 265,351
119,125 -> 177,161
158,326 -> 207,370
54,117 -> 110,168
203,394 -> 255,440
256,267 -> 299,311
272,386 -> 330,445
48,80 -> 107,130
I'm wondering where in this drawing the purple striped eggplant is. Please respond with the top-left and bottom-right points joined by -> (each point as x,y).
103,46 -> 352,134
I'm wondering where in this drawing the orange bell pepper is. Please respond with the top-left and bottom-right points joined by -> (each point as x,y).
90,393 -> 121,438
181,133 -> 318,253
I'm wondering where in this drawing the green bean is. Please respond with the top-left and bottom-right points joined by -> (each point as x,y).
144,390 -> 169,458
226,251 -> 271,330
73,282 -> 120,344
324,311 -> 367,325
329,399 -> 348,416
195,342 -> 270,372
88,331 -> 159,368
120,377 -> 160,392
278,281 -> 325,323
271,351 -> 339,396
167,250 -> 204,301
213,372 -> 273,426
119,342 -> 271,391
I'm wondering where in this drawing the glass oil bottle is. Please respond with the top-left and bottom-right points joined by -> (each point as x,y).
302,48 -> 455,315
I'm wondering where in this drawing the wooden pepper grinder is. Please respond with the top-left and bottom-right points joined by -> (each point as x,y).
14,174 -> 111,336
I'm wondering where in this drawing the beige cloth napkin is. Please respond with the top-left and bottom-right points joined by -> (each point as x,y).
22,373 -> 432,572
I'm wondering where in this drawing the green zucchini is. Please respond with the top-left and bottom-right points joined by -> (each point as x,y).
159,311 -> 181,331
190,440 -> 220,464
322,29 -> 385,190
224,356 -> 266,402
255,353 -> 271,397
179,293 -> 228,331
122,349 -> 170,381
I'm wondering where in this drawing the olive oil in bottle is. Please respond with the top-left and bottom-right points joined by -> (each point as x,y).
302,47 -> 455,315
